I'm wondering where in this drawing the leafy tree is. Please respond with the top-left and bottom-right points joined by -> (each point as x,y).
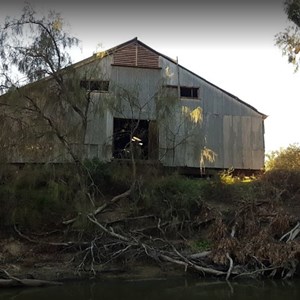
0,4 -> 102,209
0,4 -> 79,91
265,143 -> 300,170
0,4 -> 92,166
276,0 -> 300,71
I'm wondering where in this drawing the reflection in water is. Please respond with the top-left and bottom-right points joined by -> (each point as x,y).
1,277 -> 300,300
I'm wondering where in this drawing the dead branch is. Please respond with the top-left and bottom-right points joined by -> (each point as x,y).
186,257 -> 227,276
14,225 -> 88,248
0,278 -> 62,288
226,253 -> 234,280
93,188 -> 132,216
159,254 -> 188,271
159,254 -> 226,276
63,188 -> 133,226
0,269 -> 62,287
107,244 -> 133,263
283,260 -> 298,279
62,214 -> 81,225
87,215 -> 130,242
280,222 -> 300,242
87,213 -> 229,277
156,221 -> 226,277
230,224 -> 237,238
233,266 -> 280,279
188,251 -> 211,259
77,237 -> 99,275
106,215 -> 155,226
157,218 -> 225,276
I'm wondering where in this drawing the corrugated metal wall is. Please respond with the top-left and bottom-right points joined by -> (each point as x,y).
110,66 -> 161,120
81,50 -> 265,170
5,41 -> 265,170
159,56 -> 265,170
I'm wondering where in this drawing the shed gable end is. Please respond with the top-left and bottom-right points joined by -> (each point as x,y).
113,42 -> 159,69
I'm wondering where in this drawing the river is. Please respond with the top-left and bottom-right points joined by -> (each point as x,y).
1,277 -> 300,299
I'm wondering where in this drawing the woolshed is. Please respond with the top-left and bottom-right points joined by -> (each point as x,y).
0,38 -> 266,173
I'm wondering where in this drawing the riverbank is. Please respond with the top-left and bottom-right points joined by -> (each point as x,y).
0,163 -> 300,284
1,192 -> 300,283
1,240 -> 185,283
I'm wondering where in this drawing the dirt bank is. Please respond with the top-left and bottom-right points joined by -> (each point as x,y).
1,193 -> 299,285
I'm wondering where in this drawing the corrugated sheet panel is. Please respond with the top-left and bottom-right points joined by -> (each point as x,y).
110,66 -> 160,120
223,115 -> 233,168
203,113 -> 224,168
251,117 -> 265,169
241,116 -> 252,169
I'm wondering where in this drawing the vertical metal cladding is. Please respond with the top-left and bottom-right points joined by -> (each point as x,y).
2,38 -> 265,170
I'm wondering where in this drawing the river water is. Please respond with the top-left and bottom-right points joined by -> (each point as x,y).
1,277 -> 300,300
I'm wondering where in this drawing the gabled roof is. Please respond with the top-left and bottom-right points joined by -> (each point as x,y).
1,37 -> 266,119
75,37 -> 266,119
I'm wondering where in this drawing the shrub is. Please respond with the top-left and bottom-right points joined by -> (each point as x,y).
84,158 -> 132,194
258,169 -> 300,201
265,144 -> 300,171
262,144 -> 300,201
140,174 -> 208,220
0,164 -> 83,230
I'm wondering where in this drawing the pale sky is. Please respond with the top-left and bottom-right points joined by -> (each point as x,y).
1,0 -> 300,153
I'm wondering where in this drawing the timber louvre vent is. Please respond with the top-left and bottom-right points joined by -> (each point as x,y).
113,42 -> 159,69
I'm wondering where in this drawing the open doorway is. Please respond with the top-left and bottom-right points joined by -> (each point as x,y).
113,118 -> 158,160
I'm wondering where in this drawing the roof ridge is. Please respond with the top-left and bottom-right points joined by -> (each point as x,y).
1,37 -> 266,118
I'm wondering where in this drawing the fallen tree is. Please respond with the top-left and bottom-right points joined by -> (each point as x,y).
0,270 -> 62,288
8,192 -> 299,282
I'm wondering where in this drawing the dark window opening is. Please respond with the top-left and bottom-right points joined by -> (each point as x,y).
80,80 -> 109,92
164,85 -> 199,99
180,87 -> 198,99
113,118 -> 158,160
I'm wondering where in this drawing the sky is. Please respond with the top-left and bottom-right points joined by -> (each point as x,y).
1,0 -> 300,153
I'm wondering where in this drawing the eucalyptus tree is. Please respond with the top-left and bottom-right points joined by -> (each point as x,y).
276,0 -> 300,71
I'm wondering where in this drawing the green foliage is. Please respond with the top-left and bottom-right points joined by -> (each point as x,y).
254,145 -> 300,202
84,158 -> 132,194
0,164 -> 82,230
0,3 -> 79,87
276,0 -> 300,71
140,174 -> 206,220
84,158 -> 112,190
0,5 -> 90,168
285,0 -> 300,27
189,239 -> 211,252
138,171 -> 258,224
0,161 -> 154,230
258,169 -> 300,201
0,161 -> 288,234
265,144 -> 300,171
